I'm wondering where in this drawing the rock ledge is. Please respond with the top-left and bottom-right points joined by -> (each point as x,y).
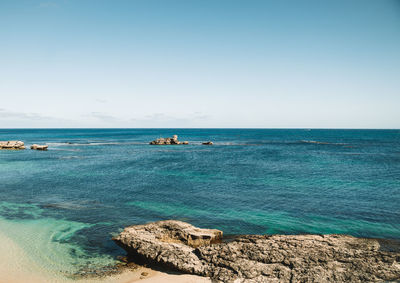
150,135 -> 188,145
31,144 -> 48,150
0,140 -> 25,150
114,220 -> 400,283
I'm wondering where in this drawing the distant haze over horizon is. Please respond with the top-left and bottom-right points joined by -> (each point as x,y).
1,127 -> 400,130
1,0 -> 399,128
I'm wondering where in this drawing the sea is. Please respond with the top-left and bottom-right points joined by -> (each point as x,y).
0,129 -> 399,279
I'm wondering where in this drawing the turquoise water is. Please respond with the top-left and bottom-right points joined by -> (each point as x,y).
1,129 -> 400,276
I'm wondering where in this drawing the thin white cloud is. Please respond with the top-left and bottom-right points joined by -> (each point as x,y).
0,109 -> 51,120
130,112 -> 211,127
0,109 -> 75,128
0,109 -> 212,128
86,112 -> 119,122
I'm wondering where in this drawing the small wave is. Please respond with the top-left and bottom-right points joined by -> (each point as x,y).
156,149 -> 213,152
58,156 -> 82,160
79,142 -> 121,146
192,142 -> 263,146
45,142 -> 69,146
51,148 -> 81,152
300,140 -> 348,145
212,142 -> 249,146
47,141 -> 144,146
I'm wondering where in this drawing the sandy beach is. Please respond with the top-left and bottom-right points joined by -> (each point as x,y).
0,229 -> 210,283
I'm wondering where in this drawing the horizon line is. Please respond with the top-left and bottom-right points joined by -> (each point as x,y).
0,127 -> 399,130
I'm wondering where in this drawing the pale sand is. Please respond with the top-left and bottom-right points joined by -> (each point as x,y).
0,231 -> 210,283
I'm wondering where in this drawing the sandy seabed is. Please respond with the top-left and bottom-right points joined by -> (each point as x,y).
0,231 -> 210,283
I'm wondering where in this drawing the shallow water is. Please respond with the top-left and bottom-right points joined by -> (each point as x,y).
1,129 -> 400,278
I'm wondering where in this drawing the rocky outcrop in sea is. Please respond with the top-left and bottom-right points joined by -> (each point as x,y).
149,135 -> 189,145
0,140 -> 25,150
30,144 -> 48,150
113,220 -> 400,283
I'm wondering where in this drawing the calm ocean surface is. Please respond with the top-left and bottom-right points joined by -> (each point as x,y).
1,129 -> 400,277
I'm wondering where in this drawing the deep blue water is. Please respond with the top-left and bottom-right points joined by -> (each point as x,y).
1,129 -> 400,273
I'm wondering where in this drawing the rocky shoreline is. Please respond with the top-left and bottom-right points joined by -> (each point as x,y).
1,136 -> 211,149
0,141 -> 48,150
113,220 -> 400,283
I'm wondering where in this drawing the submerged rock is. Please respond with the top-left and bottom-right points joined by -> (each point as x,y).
31,144 -> 48,150
114,220 -> 400,283
0,140 -> 25,150
149,135 -> 188,145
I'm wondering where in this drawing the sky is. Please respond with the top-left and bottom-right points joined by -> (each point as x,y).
0,0 -> 399,128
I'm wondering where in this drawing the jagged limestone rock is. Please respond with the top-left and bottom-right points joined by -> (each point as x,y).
149,135 -> 188,145
0,140 -> 25,150
113,220 -> 400,283
30,144 -> 48,150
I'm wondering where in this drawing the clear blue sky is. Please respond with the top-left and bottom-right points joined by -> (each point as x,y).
0,0 -> 399,128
